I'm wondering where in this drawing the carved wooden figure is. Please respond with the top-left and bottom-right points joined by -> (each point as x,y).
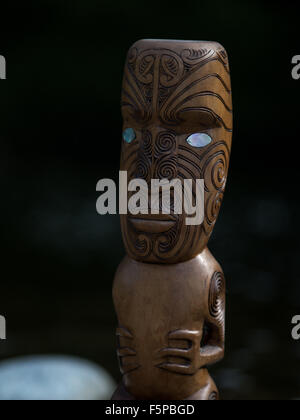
112,39 -> 232,400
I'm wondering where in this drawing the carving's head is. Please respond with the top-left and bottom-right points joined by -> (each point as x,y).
120,39 -> 232,263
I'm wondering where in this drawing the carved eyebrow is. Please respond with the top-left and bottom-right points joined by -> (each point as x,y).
170,88 -> 233,130
121,94 -> 142,119
178,107 -> 232,132
175,91 -> 232,113
121,105 -> 142,123
163,74 -> 231,113
162,108 -> 219,132
121,101 -> 137,115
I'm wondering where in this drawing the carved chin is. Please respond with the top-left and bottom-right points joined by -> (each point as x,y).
122,215 -> 208,263
124,215 -> 180,261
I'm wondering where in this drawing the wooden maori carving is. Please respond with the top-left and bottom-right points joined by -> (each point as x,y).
112,39 -> 232,400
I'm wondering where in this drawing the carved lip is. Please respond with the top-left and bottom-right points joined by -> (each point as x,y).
129,215 -> 176,233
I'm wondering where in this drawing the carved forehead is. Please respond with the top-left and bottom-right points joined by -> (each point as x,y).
130,39 -> 227,57
122,39 -> 232,129
124,39 -> 230,78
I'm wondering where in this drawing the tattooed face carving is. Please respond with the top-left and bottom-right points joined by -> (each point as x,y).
120,40 -> 232,264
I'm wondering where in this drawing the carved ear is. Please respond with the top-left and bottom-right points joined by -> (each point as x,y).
203,271 -> 226,349
197,271 -> 225,367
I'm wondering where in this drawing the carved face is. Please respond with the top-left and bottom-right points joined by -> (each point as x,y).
120,40 -> 232,264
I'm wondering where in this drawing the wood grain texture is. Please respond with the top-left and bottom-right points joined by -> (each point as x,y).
120,39 -> 232,264
113,39 -> 232,400
113,250 -> 225,400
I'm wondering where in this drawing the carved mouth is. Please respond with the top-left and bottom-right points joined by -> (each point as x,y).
129,215 -> 176,233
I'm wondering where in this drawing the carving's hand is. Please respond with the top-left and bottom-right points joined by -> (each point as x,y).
116,327 -> 140,374
156,329 -> 203,375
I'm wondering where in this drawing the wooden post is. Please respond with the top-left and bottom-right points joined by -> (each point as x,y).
112,39 -> 233,400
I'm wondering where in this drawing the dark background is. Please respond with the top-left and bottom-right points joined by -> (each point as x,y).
1,0 -> 300,400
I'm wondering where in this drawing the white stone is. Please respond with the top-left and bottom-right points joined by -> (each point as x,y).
0,355 -> 115,400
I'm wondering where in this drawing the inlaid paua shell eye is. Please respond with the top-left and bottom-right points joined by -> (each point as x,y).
186,133 -> 212,148
123,128 -> 136,144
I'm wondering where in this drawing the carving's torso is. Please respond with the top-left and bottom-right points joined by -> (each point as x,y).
113,248 -> 222,399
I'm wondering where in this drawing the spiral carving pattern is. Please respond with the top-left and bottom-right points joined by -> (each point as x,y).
117,41 -> 232,400
154,130 -> 176,157
121,42 -> 232,263
208,271 -> 225,324
135,234 -> 152,259
202,143 -> 229,191
155,155 -> 178,181
136,130 -> 152,181
136,159 -> 149,181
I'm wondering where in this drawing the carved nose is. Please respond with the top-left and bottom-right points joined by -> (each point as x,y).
153,131 -> 178,181
136,128 -> 177,181
135,129 -> 153,182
